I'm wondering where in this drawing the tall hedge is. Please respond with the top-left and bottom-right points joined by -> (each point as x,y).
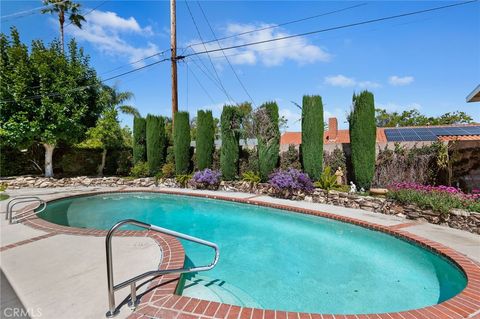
196,110 -> 215,170
301,95 -> 324,180
146,114 -> 166,174
349,90 -> 376,189
255,101 -> 280,181
173,111 -> 191,174
133,117 -> 147,164
220,105 -> 240,180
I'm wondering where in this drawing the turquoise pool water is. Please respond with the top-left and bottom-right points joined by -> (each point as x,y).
39,192 -> 466,314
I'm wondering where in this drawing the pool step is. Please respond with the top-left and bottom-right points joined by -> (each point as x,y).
182,275 -> 261,308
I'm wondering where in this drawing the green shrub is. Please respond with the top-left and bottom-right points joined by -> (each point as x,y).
220,105 -> 241,180
349,91 -> 376,189
133,117 -> 147,164
173,112 -> 191,175
254,102 -> 280,181
314,166 -> 337,191
176,174 -> 192,188
323,148 -> 346,172
242,171 -> 261,185
196,110 -> 215,170
166,146 -> 174,164
130,161 -> 149,178
239,147 -> 258,175
388,189 -> 480,214
146,114 -> 166,174
60,148 -> 101,176
280,144 -> 301,170
301,95 -> 324,181
161,163 -> 175,178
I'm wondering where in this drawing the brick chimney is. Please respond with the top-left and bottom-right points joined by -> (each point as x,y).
328,117 -> 338,141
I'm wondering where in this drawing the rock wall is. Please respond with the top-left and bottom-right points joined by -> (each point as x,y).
3,176 -> 479,234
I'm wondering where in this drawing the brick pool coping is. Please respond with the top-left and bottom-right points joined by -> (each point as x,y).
12,189 -> 480,319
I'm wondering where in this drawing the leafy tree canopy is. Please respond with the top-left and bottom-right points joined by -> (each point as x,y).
375,108 -> 473,127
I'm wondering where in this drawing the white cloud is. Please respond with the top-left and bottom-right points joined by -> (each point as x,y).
187,23 -> 331,67
388,75 -> 414,86
324,75 -> 356,87
324,75 -> 381,89
65,10 -> 159,65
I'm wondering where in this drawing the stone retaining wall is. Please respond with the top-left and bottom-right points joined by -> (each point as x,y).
3,176 -> 479,234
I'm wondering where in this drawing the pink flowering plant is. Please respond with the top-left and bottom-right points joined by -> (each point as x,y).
268,169 -> 314,197
388,182 -> 480,214
191,169 -> 222,190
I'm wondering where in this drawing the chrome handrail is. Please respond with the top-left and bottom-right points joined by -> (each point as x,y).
13,201 -> 47,224
105,219 -> 219,318
6,196 -> 46,223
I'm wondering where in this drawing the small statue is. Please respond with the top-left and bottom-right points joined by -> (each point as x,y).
334,167 -> 344,185
360,187 -> 365,193
349,181 -> 357,193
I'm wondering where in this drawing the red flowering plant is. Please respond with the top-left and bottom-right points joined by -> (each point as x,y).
388,182 -> 480,214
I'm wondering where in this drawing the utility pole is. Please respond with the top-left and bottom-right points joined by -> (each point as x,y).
170,0 -> 178,127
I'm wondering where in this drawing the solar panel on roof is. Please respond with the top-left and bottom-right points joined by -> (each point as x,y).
384,125 -> 480,142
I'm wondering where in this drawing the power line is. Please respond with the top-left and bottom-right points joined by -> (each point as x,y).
2,0 -> 475,104
185,62 -> 216,105
196,1 -> 257,108
186,2 -> 367,51
183,0 -> 477,59
81,3 -> 368,80
184,0 -> 236,104
64,0 -> 108,29
0,0 -> 69,22
0,57 -> 171,103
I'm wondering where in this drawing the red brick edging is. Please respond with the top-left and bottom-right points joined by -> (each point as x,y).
11,189 -> 480,319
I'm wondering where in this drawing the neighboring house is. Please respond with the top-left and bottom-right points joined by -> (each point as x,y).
281,117 -> 480,190
281,117 -> 480,151
466,85 -> 480,102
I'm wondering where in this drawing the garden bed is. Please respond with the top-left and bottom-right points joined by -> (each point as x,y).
3,176 -> 479,234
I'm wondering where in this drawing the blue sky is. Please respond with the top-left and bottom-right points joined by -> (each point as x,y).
1,0 -> 479,130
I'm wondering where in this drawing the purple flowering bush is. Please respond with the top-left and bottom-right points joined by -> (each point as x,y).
388,182 -> 480,214
191,169 -> 222,190
268,169 -> 314,197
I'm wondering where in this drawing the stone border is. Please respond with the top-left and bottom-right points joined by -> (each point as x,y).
13,189 -> 480,319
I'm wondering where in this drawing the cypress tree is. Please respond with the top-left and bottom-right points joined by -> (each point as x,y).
255,101 -> 280,181
146,114 -> 166,174
133,117 -> 146,164
173,111 -> 191,174
220,105 -> 240,180
349,90 -> 376,189
301,95 -> 324,180
196,110 -> 215,170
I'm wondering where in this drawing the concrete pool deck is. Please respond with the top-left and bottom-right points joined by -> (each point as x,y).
0,186 -> 479,319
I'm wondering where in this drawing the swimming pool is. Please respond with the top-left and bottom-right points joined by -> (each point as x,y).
39,192 -> 467,314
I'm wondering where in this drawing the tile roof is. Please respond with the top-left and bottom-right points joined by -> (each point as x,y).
437,135 -> 480,141
280,129 -> 387,145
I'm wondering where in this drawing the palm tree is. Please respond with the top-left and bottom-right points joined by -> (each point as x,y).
41,0 -> 85,53
103,85 -> 140,117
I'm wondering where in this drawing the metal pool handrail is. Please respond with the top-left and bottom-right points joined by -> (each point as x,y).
6,196 -> 46,224
105,219 -> 220,318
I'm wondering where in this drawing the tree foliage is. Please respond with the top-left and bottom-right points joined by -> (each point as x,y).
254,101 -> 280,181
220,105 -> 241,180
349,91 -> 376,189
146,114 -> 166,174
301,95 -> 324,181
375,109 -> 473,127
133,117 -> 146,164
173,111 -> 191,174
0,28 -> 102,176
196,110 -> 215,170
